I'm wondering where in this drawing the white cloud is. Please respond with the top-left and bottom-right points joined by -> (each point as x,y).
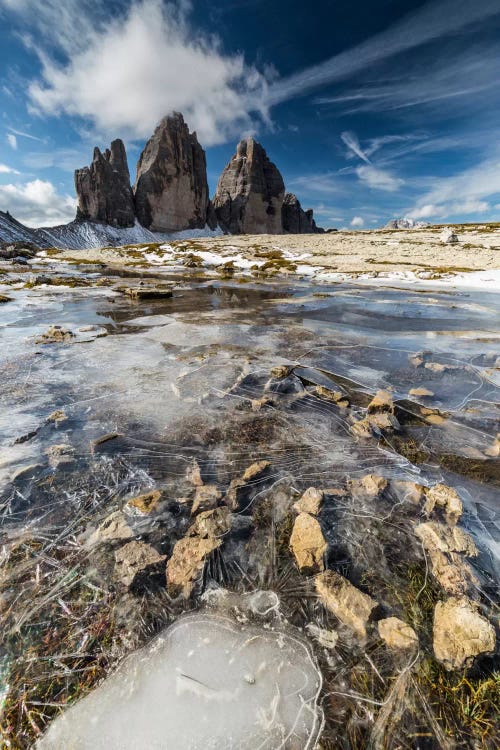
8,0 -> 269,146
410,200 -> 490,220
7,133 -> 17,150
8,127 -> 46,143
288,173 -> 342,195
351,216 -> 364,227
355,165 -> 403,192
0,163 -> 20,174
0,179 -> 77,226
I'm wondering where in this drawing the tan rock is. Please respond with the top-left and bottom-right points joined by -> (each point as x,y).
47,410 -> 67,423
351,474 -> 388,497
293,487 -> 324,515
191,484 -> 222,515
368,390 -> 394,414
433,598 -> 496,670
242,460 -> 271,482
424,484 -> 463,525
114,541 -> 165,588
125,489 -> 162,515
314,385 -> 348,406
188,507 -> 231,539
378,617 -> 418,651
415,521 -> 478,557
46,443 -> 75,467
415,521 -> 479,595
251,395 -> 275,411
166,536 -> 222,596
36,325 -> 74,344
271,365 -> 293,379
186,459 -> 203,487
315,570 -> 377,639
484,434 -> 499,458
392,480 -> 425,505
87,510 -> 134,546
409,387 -> 434,398
290,513 -> 327,573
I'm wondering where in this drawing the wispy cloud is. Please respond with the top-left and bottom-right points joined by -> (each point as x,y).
351,216 -> 364,227
8,127 -> 47,143
288,172 -> 342,195
341,131 -> 370,163
6,133 -> 17,150
267,0 -> 500,105
0,163 -> 20,174
355,164 -> 404,192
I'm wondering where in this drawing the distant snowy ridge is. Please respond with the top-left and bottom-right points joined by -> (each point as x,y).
0,211 -> 221,250
385,217 -> 430,230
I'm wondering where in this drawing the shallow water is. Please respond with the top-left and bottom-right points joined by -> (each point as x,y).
1,260 -> 499,748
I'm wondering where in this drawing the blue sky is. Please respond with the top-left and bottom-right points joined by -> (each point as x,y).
0,0 -> 499,228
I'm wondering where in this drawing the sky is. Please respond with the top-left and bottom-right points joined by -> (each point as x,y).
0,0 -> 499,229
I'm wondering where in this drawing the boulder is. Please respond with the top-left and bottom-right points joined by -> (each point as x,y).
293,487 -> 324,516
433,598 -> 495,669
166,536 -> 222,596
213,138 -> 285,234
282,193 -> 319,234
75,139 -> 135,228
440,227 -> 459,244
378,617 -> 418,651
289,513 -> 327,573
114,541 -> 166,588
134,113 -> 210,232
315,570 -> 377,639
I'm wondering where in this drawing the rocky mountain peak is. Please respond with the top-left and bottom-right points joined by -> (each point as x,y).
74,138 -> 135,228
213,137 -> 285,234
133,112 -> 211,232
282,193 -> 322,234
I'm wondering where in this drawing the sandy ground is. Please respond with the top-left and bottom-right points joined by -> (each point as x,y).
55,225 -> 500,279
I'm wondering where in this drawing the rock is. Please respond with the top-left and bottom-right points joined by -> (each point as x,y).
378,617 -> 418,651
45,443 -> 75,468
409,387 -> 434,398
186,459 -> 203,486
213,137 -> 285,235
191,484 -> 222,515
86,510 -> 134,547
289,513 -> 327,573
415,521 -> 479,595
75,139 -> 135,228
114,541 -> 166,588
125,490 -> 162,516
188,507 -> 231,539
119,285 -> 174,300
351,411 -> 400,437
91,432 -> 122,451
271,364 -> 293,379
0,294 -> 12,303
251,395 -> 275,411
423,484 -> 463,525
293,487 -> 324,515
484,434 -> 500,458
166,536 -> 222,596
433,598 -> 495,670
392,480 -> 425,505
282,193 -> 320,234
313,385 -> 349,407
315,570 -> 377,639
350,474 -> 388,498
36,325 -> 74,344
440,227 -> 459,244
47,410 -> 68,424
241,460 -> 271,482
368,389 -> 394,414
134,113 -> 210,232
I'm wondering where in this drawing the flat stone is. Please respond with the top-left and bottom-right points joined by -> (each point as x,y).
87,511 -> 134,546
350,474 -> 388,497
293,487 -> 324,515
409,387 -> 434,398
166,536 -> 222,597
241,460 -> 271,482
315,570 -> 377,639
433,598 -> 495,670
367,390 -> 394,414
114,541 -> 166,588
290,513 -> 327,573
125,490 -> 162,516
188,507 -> 232,539
378,617 -> 418,651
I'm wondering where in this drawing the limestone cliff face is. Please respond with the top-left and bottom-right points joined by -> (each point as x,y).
134,113 -> 210,232
213,138 -> 285,235
282,193 -> 322,234
74,140 -> 135,228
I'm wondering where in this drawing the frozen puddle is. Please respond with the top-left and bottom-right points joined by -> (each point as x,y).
37,614 -> 323,750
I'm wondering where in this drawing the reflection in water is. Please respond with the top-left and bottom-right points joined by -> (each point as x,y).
1,263 -> 499,749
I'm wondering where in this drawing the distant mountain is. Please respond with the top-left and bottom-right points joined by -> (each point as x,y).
385,217 -> 430,229
0,210 -> 220,251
